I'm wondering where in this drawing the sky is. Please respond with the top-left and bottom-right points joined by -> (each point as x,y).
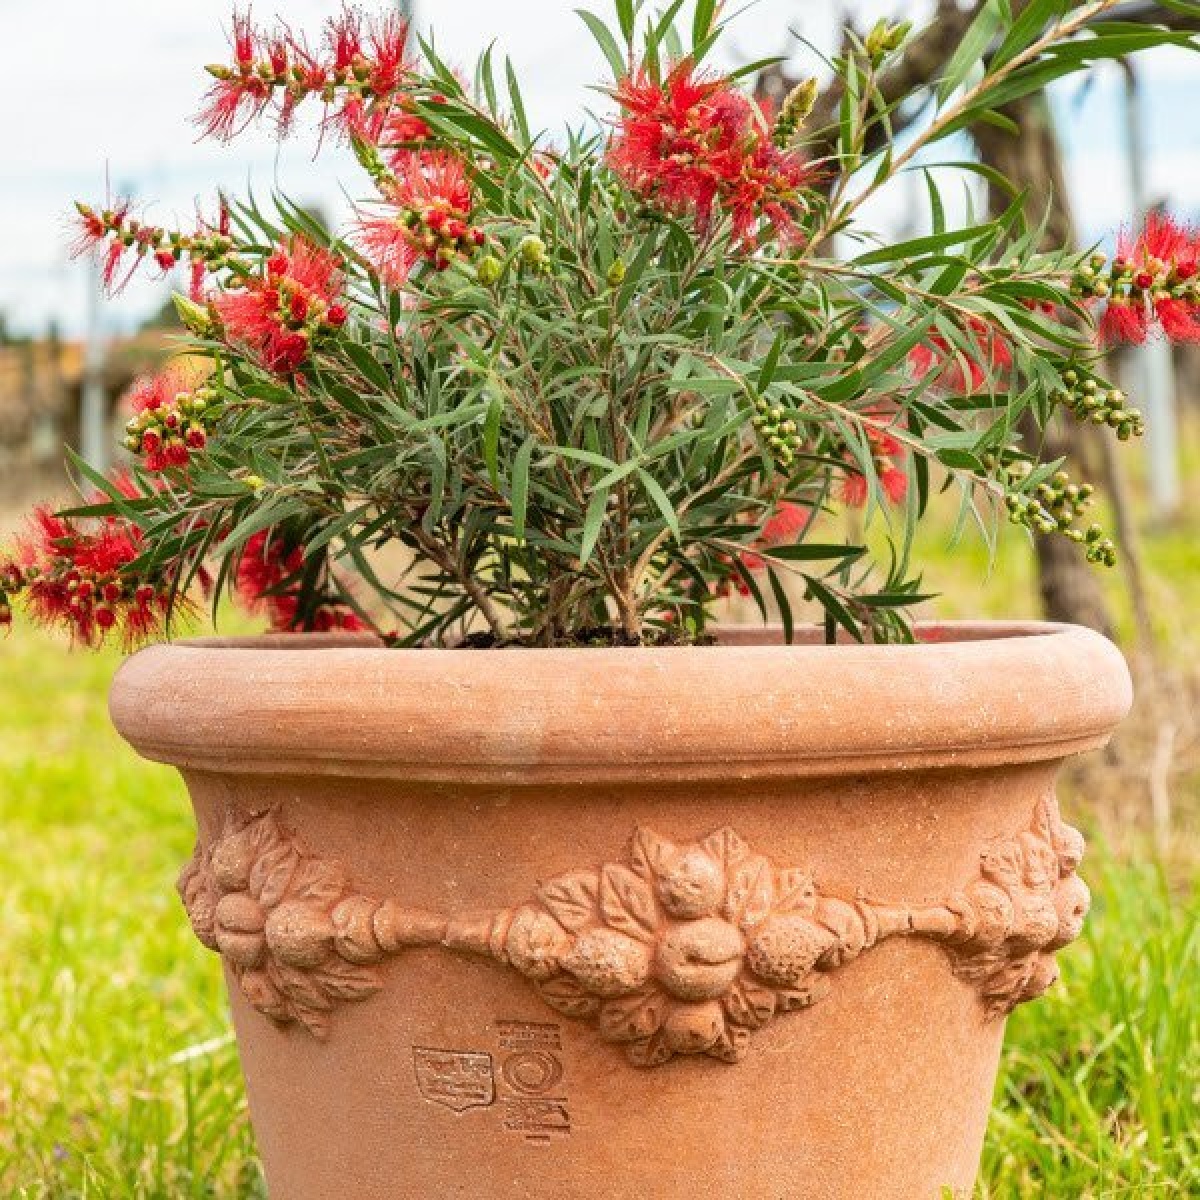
1,0 -> 1198,339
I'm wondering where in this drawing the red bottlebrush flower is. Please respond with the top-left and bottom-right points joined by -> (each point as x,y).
761,501 -> 807,545
189,258 -> 207,303
909,318 -> 1012,394
1101,212 -> 1200,345
728,139 -> 809,246
236,530 -> 367,633
197,11 -> 273,141
326,6 -> 364,73
198,73 -> 272,142
839,472 -> 869,509
321,7 -> 416,140
124,368 -> 214,472
609,60 -> 809,245
358,151 -> 482,287
231,8 -> 256,70
364,10 -> 412,95
880,464 -> 909,505
1099,300 -> 1149,345
738,501 -> 810,573
213,236 -> 347,375
1132,210 -> 1198,274
73,198 -> 231,296
3,499 -> 173,647
374,97 -> 433,158
1154,296 -> 1200,343
838,418 -> 908,509
70,199 -> 137,290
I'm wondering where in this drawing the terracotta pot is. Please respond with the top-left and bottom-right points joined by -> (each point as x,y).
110,621 -> 1130,1200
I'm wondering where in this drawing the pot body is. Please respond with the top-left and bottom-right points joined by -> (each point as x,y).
111,622 -> 1131,1200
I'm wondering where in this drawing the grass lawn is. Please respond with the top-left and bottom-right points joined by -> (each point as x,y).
0,626 -> 1196,1198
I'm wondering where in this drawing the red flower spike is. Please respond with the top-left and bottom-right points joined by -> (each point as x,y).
4,493 -> 175,647
839,472 -> 870,509
609,60 -> 810,246
213,235 -> 347,375
236,530 -> 367,634
835,410 -> 909,510
358,151 -> 482,288
197,11 -> 272,141
737,501 -> 810,574
881,465 -> 909,505
231,9 -> 257,70
124,367 -> 214,473
1154,296 -> 1200,342
365,9 -> 412,95
1099,299 -> 1149,346
908,318 -> 1012,395
1101,212 -> 1200,345
326,6 -> 364,72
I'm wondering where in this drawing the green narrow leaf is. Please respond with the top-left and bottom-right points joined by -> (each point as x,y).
851,220 -> 998,267
579,486 -> 611,567
765,565 -> 794,646
425,434 -> 447,527
804,575 -> 862,642
483,392 -> 503,487
759,543 -> 865,563
478,43 -> 500,117
637,469 -> 680,541
510,437 -> 535,543
576,9 -> 627,80
756,331 -> 785,393
505,58 -> 532,144
729,557 -> 769,622
649,0 -> 689,57
973,108 -> 1022,136
937,0 -> 1006,104
692,0 -> 718,50
615,0 -> 637,45
992,0 -> 1069,68
924,170 -> 945,235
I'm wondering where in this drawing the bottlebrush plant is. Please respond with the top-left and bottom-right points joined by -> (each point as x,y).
3,0 -> 1197,648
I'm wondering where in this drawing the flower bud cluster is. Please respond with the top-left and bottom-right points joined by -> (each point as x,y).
1055,369 -> 1144,440
750,396 -> 802,470
125,384 -> 218,471
1078,249 -> 1200,303
1002,462 -> 1116,566
772,79 -> 818,149
476,255 -> 504,286
518,235 -> 552,275
1081,216 -> 1200,344
0,561 -> 19,628
400,202 -> 486,272
864,19 -> 912,65
75,202 -> 234,278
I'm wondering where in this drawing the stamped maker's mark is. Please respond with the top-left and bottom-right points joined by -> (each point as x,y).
412,1047 -> 495,1113
498,1021 -> 571,1143
410,1020 -> 572,1142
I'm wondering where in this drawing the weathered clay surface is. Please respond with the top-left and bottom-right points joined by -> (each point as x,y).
111,621 -> 1132,1200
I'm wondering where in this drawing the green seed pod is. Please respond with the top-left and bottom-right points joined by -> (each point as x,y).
520,235 -> 547,265
476,255 -> 503,286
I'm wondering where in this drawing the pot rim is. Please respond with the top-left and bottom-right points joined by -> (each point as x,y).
109,619 -> 1133,784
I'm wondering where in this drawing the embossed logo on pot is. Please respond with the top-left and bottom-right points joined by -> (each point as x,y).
412,1047 -> 495,1112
